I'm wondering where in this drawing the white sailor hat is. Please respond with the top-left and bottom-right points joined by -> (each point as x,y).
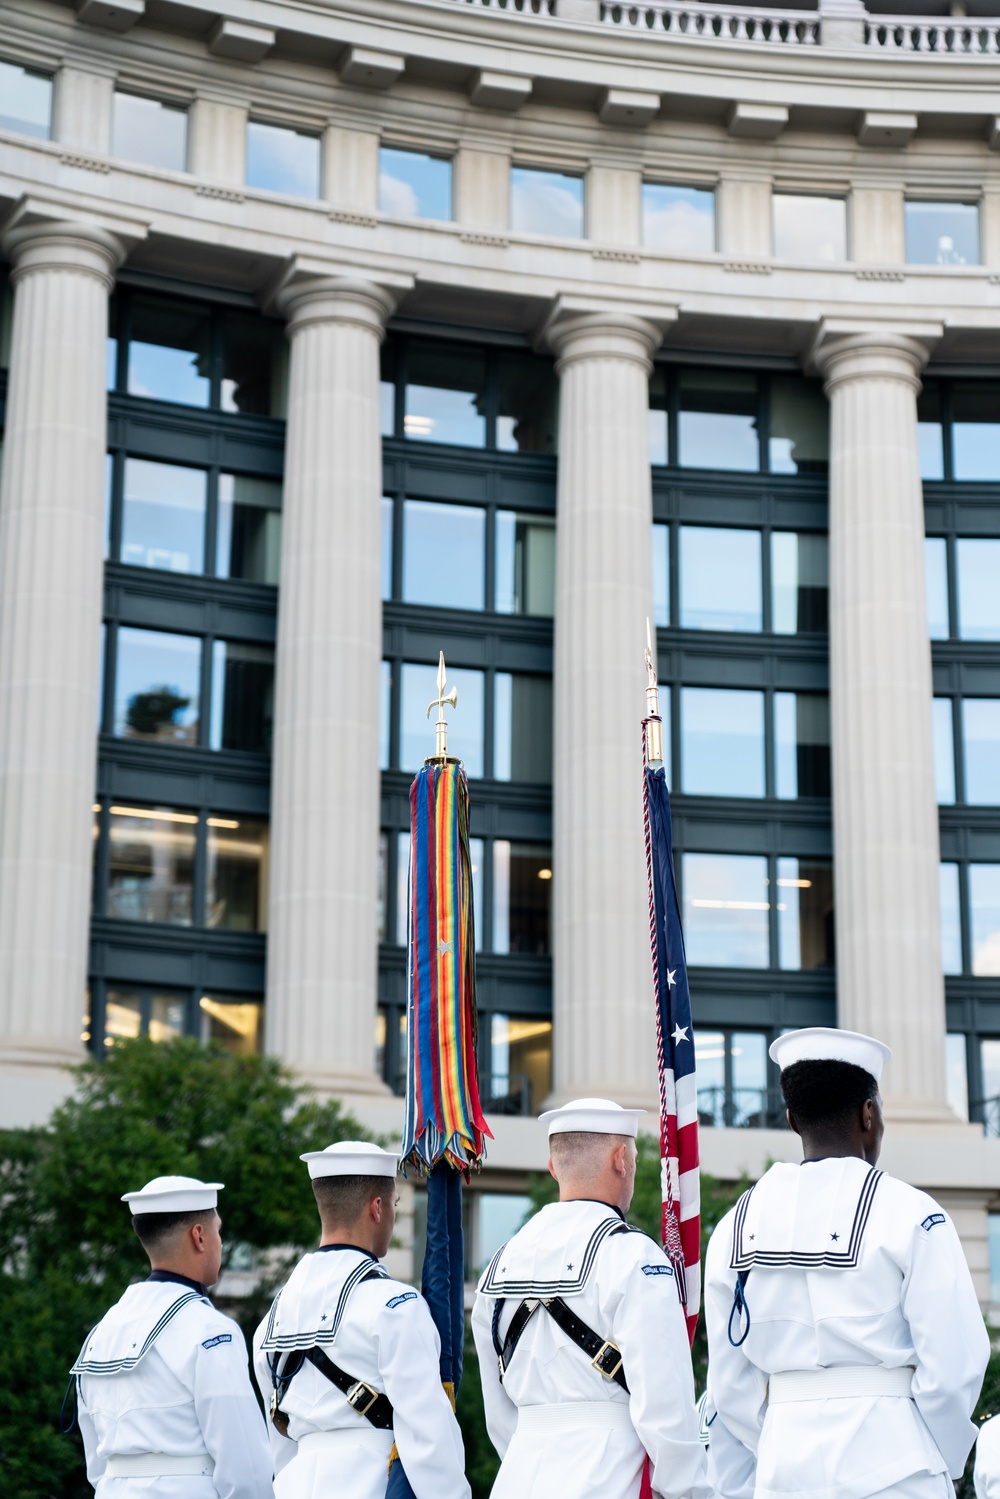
538,1097 -> 646,1140
122,1175 -> 223,1215
299,1140 -> 400,1181
769,1027 -> 891,1085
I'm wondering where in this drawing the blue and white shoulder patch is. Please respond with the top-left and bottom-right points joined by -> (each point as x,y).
386,1291 -> 418,1309
202,1333 -> 232,1349
921,1213 -> 946,1232
641,1263 -> 674,1277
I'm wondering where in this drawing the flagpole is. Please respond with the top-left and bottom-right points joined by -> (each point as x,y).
644,618 -> 663,769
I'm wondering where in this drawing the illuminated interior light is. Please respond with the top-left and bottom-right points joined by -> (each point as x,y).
690,899 -> 770,911
110,805 -> 198,824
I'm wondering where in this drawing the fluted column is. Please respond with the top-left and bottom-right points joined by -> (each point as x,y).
548,309 -> 663,1108
266,277 -> 394,1095
816,324 -> 954,1123
0,221 -> 125,1119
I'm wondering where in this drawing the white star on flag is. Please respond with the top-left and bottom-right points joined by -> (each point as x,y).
672,1024 -> 689,1045
666,968 -> 677,988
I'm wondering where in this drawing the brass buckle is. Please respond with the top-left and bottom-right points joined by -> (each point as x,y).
346,1380 -> 380,1416
591,1341 -> 623,1380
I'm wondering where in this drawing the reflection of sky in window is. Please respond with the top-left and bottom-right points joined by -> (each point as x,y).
773,195 -> 847,262
107,338 -> 119,392
945,1033 -> 968,1120
777,856 -> 803,969
114,627 -> 200,742
982,1038 -> 1000,1101
771,532 -> 828,635
682,852 -> 769,968
402,500 -> 484,609
957,539 -> 1000,640
988,1214 -> 1000,1302
379,661 -> 391,770
932,698 -> 956,805
642,184 -> 715,254
380,382 -> 395,436
648,408 -> 668,467
378,148 -> 452,220
679,411 -> 758,470
121,459 -> 206,574
681,688 -> 764,797
246,121 -> 320,198
905,201 -> 980,266
680,526 -> 762,631
964,700 -> 1000,804
476,1194 -> 531,1274
400,663 -> 484,775
953,423 -> 1000,480
128,342 -> 209,407
0,61 -> 51,137
112,93 -> 187,171
918,423 -> 945,480
652,523 -> 669,626
970,864 -> 1000,976
924,538 -> 949,639
510,168 -> 584,238
381,497 -> 393,601
404,386 -> 485,447
940,863 -> 962,975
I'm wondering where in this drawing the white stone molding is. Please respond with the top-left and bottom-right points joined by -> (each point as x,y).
454,145 -> 510,232
813,320 -> 959,1126
208,17 -> 275,62
53,65 -> 114,157
858,111 -> 918,147
818,0 -> 867,49
727,101 -> 789,139
588,162 -> 642,247
717,176 -> 773,257
75,0 -> 143,29
323,124 -> 379,216
850,185 -> 905,265
469,70 -> 532,110
598,89 -> 660,128
339,46 -> 405,89
59,152 -> 112,174
189,97 -> 248,187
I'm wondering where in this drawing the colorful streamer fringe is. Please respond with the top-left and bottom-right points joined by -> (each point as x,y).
400,762 -> 490,1174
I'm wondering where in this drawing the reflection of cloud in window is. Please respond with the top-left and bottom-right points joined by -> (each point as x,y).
379,172 -> 419,218
511,175 -> 582,238
974,932 -> 1000,977
644,199 -> 714,255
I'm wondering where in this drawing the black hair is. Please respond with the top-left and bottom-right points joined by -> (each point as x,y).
780,1058 -> 879,1134
311,1174 -> 395,1227
131,1207 -> 217,1253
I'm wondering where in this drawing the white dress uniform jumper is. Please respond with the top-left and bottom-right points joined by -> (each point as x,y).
974,1414 -> 1000,1499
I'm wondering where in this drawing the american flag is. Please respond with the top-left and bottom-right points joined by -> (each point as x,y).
642,746 -> 701,1346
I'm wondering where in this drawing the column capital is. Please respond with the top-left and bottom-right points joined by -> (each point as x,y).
811,317 -> 943,393
269,258 -> 413,339
0,196 -> 147,287
540,293 -> 676,373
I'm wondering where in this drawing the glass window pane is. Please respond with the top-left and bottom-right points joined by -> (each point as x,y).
114,627 -> 200,744
925,537 -> 950,640
380,660 -> 391,770
149,993 -> 187,1042
680,526 -> 762,632
402,500 -> 485,610
128,295 -> 211,408
918,383 -> 945,480
678,370 -> 758,471
681,688 -> 764,797
210,641 -> 274,754
731,1032 -> 769,1127
777,857 -> 834,970
774,693 -> 831,799
400,663 -> 484,776
378,831 -> 388,943
471,1191 -> 533,1276
696,1031 -> 726,1125
206,817 -> 268,931
216,475 -> 282,585
773,195 -> 847,262
378,147 -> 452,220
492,841 -> 551,955
933,698 -> 956,805
963,700 -> 1000,805
404,342 -> 487,447
940,862 -> 962,976
982,1040 -> 1000,1103
768,378 -> 829,474
397,830 -> 482,950
952,385 -> 1000,480
642,183 -> 715,254
957,539 -> 1000,640
652,523 -> 669,628
905,201 -> 980,266
510,167 -> 584,239
246,120 -> 320,198
682,853 -> 770,968
771,532 -> 828,634
107,806 -> 196,924
221,311 -> 287,417
946,1034 -> 968,1121
970,865 -> 1000,976
121,458 -> 206,574
649,368 -> 669,467
381,497 -> 394,601
199,994 -> 264,1055
488,1016 -> 553,1117
104,990 -> 142,1044
496,352 -> 559,454
112,93 -> 187,172
495,512 -> 555,617
494,674 -> 553,784
0,60 -> 51,138
989,1214 -> 1000,1300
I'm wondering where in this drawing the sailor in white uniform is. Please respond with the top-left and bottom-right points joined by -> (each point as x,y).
704,1027 -> 990,1499
251,1140 -> 470,1499
974,1415 -> 1000,1499
471,1097 -> 711,1499
73,1175 -> 273,1499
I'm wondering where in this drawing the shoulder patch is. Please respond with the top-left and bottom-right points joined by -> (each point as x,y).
921,1213 -> 946,1232
386,1291 -> 418,1309
641,1263 -> 674,1277
201,1333 -> 232,1349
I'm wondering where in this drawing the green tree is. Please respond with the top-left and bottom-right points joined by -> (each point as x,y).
124,686 -> 191,738
0,1037 -> 361,1499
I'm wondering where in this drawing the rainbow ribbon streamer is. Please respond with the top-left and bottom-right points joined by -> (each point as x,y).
400,762 -> 490,1174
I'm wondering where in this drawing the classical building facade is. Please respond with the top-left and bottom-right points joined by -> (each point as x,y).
2,0 -> 1000,1295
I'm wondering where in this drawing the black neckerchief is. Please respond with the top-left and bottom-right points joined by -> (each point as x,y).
568,1198 -> 626,1221
146,1268 -> 209,1297
315,1243 -> 378,1258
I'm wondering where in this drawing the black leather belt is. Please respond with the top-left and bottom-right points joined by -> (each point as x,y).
269,1347 -> 394,1434
492,1295 -> 630,1393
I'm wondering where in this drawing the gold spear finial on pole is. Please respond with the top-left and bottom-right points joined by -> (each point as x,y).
644,618 -> 663,767
426,651 -> 458,764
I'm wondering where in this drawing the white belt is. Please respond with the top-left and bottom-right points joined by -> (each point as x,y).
516,1401 -> 635,1435
104,1453 -> 215,1478
297,1428 -> 393,1452
768,1366 -> 915,1403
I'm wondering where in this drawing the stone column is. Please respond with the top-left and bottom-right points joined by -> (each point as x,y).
815,323 -> 955,1123
0,220 -> 125,1124
547,306 -> 664,1108
266,275 -> 396,1096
